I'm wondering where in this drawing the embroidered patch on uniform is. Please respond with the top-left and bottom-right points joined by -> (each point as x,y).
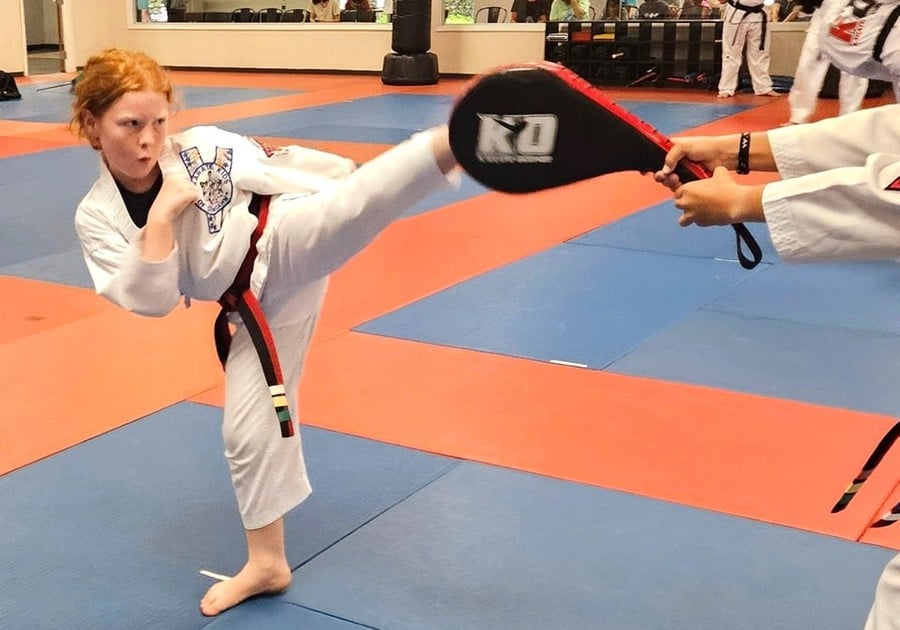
251,137 -> 287,158
829,18 -> 864,43
179,146 -> 234,234
886,176 -> 900,191
829,0 -> 876,43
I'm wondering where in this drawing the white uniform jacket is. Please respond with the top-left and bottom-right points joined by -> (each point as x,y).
75,126 -> 451,322
820,0 -> 900,84
762,104 -> 900,262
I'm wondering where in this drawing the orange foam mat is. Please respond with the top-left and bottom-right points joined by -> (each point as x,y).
0,298 -> 223,475
291,331 -> 900,545
0,276 -> 113,345
0,133 -> 72,158
859,480 -> 900,548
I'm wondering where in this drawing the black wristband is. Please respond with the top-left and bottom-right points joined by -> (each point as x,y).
737,132 -> 751,175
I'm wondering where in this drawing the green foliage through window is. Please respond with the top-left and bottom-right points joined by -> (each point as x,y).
444,0 -> 475,22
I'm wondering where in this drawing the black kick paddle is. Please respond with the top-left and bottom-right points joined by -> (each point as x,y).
448,61 -> 762,270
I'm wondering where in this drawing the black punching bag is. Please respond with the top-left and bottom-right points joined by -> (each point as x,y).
382,0 -> 439,85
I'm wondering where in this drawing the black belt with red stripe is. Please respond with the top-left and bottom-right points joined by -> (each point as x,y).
214,194 -> 294,438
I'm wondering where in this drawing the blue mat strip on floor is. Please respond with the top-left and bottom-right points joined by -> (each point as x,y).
0,402 -> 457,630
357,243 -> 753,369
571,199 -> 779,265
0,85 -> 296,123
609,308 -> 900,417
201,600 -> 374,630
282,462 -> 893,630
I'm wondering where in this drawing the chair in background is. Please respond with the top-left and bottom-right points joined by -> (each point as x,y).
231,7 -> 256,22
183,11 -> 205,21
281,8 -> 311,21
475,6 -> 508,22
204,11 -> 231,21
340,8 -> 376,20
256,7 -> 283,21
588,5 -> 596,18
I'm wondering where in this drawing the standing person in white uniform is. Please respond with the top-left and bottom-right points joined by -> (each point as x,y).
718,0 -> 780,97
784,0 -> 870,124
70,48 -> 458,617
819,0 -> 900,100
650,105 -> 900,628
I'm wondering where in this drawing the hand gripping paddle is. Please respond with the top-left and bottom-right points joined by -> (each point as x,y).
448,62 -> 762,270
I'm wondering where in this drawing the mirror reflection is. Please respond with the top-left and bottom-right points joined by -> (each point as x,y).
137,0 -> 389,23
459,0 -> 728,23
136,0 -> 731,26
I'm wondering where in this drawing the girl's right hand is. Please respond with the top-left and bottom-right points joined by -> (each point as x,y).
150,168 -> 201,224
653,136 -> 732,191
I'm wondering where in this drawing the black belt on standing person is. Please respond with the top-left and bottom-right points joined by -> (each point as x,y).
727,0 -> 768,50
214,194 -> 294,438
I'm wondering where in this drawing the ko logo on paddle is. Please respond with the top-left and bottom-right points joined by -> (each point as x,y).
475,114 -> 558,164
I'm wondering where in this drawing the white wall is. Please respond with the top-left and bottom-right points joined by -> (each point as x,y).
3,0 -> 805,78
0,0 -> 27,73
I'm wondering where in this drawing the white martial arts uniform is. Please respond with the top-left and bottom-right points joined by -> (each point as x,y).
761,104 -> 900,261
76,126 -> 454,529
760,103 -> 900,627
819,0 -> 900,100
787,0 -> 870,123
718,0 -> 776,96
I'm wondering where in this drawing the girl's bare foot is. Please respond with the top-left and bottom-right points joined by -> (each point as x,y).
199,561 -> 291,616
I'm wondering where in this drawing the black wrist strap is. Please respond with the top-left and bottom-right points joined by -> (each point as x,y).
737,132 -> 751,175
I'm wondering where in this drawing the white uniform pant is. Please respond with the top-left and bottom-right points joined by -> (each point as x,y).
224,203 -> 332,531
789,11 -> 868,123
223,306 -> 320,531
719,11 -> 774,96
865,553 -> 900,630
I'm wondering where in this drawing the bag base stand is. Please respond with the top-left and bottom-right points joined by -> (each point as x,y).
0,71 -> 22,100
381,52 -> 439,85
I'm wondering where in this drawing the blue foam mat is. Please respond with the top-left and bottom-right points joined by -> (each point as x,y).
571,199 -> 779,264
0,248 -> 93,288
283,462 -> 894,630
0,145 -> 97,191
622,100 -> 747,136
201,600 -> 370,630
0,402 -> 457,630
218,94 -> 456,141
358,243 -> 753,368
0,85 -> 295,123
0,146 -> 96,269
705,260 -> 900,335
610,308 -> 900,416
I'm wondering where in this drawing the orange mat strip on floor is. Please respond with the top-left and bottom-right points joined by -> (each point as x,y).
0,277 -> 111,345
294,331 -> 900,546
0,295 -> 223,475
